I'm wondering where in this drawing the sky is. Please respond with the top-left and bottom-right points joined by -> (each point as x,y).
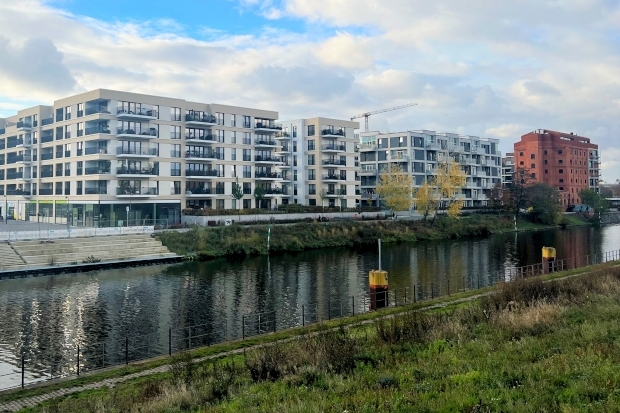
1,0 -> 620,179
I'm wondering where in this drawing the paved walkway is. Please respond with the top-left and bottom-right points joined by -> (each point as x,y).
0,293 -> 487,412
0,221 -> 66,232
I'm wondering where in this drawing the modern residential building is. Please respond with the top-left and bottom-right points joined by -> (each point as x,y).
0,89 -> 291,224
358,130 -> 502,208
502,152 -> 514,187
514,129 -> 600,207
276,118 -> 360,208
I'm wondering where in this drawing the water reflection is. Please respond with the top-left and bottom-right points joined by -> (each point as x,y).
0,225 -> 618,388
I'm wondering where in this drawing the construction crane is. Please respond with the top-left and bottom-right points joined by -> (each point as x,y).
351,103 -> 418,132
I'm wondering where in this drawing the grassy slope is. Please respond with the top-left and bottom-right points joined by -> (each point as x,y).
158,214 -> 587,258
19,263 -> 620,413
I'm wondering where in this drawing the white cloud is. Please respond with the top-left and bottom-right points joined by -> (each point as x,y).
0,0 -> 620,180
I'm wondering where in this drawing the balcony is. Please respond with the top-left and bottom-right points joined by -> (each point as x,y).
185,150 -> 219,161
275,132 -> 290,140
275,146 -> 290,155
85,147 -> 109,155
40,170 -> 54,178
185,187 -> 215,197
117,107 -> 158,120
6,172 -> 23,180
323,175 -> 346,182
264,188 -> 285,197
359,167 -> 377,175
254,139 -> 279,148
185,134 -> 217,144
116,166 -> 158,177
85,187 -> 109,195
326,190 -> 347,197
359,144 -> 377,151
85,167 -> 111,175
185,113 -> 217,127
255,172 -> 282,180
322,159 -> 346,166
322,144 -> 346,153
116,187 -> 158,197
16,121 -> 32,131
390,153 -> 409,161
16,138 -> 32,148
9,155 -> 31,164
85,107 -> 111,116
41,133 -> 54,143
254,155 -> 283,164
41,118 -> 54,126
85,125 -> 111,136
116,147 -> 158,158
117,127 -> 158,139
322,129 -> 345,138
254,122 -> 282,133
185,169 -> 221,179
6,189 -> 31,197
38,189 -> 53,195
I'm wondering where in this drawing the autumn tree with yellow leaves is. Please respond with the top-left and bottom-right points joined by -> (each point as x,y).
375,164 -> 413,213
414,159 -> 466,224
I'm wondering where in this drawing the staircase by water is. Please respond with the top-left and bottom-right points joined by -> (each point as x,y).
0,243 -> 26,270
10,234 -> 177,267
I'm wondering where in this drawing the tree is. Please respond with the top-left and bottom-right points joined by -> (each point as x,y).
430,160 -> 466,224
579,188 -> 609,219
507,167 -> 532,219
254,185 -> 266,210
413,180 -> 437,221
526,183 -> 562,224
375,164 -> 413,213
337,187 -> 346,213
319,188 -> 328,213
488,182 -> 505,212
231,177 -> 244,221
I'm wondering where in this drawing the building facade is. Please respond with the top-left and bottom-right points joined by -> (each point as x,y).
502,152 -> 514,187
276,118 -> 360,208
0,89 -> 294,224
358,130 -> 502,208
513,129 -> 600,207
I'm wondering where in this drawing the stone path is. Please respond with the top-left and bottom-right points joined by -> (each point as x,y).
0,292 -> 488,412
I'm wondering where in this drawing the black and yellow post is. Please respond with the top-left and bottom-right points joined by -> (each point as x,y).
542,247 -> 556,274
369,239 -> 389,310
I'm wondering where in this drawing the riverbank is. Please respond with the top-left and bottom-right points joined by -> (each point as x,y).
6,261 -> 620,412
157,213 -> 591,259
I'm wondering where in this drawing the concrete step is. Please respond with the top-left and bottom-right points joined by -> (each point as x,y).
14,240 -> 165,256
21,248 -> 174,265
0,244 -> 25,269
12,234 -> 155,248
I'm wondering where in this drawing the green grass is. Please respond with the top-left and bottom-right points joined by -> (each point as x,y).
11,262 -> 620,412
158,214 -> 569,259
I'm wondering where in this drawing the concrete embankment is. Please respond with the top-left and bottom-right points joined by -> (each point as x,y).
0,234 -> 180,278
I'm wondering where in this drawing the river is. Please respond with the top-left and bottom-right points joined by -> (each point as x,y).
0,224 -> 619,389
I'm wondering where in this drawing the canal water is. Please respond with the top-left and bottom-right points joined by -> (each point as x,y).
0,224 -> 619,389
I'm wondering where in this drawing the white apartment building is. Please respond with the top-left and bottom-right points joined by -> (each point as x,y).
0,89 -> 293,225
276,118 -> 360,208
359,130 -> 502,208
502,152 -> 514,187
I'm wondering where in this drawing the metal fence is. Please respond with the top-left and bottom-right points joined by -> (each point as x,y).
2,248 -> 619,391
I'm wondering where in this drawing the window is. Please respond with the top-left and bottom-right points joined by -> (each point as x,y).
64,181 -> 70,195
217,130 -> 224,142
243,132 -> 252,145
293,170 -> 297,181
294,184 -> 298,196
308,169 -> 315,180
170,125 -> 181,139
530,154 -> 535,159
559,186 -> 564,191
243,165 -> 251,178
309,199 -> 316,206
77,103 -> 84,118
293,142 -> 297,152
172,181 -> 181,195
308,184 -> 316,195
559,159 -> 563,164
544,159 -> 548,164
231,114 -> 236,127
77,122 -> 84,137
77,161 -> 83,175
519,152 -> 524,156
216,199 -> 224,209
545,169 -> 548,174
558,150 -> 563,154
231,148 -> 236,161
243,149 -> 251,161
308,140 -> 315,151
531,173 -> 536,179
65,106 -> 71,121
243,115 -> 251,128
519,161 -> 524,165
171,144 -> 181,157
307,154 -> 315,166
65,143 -> 71,157
216,182 -> 225,195
243,182 -> 251,194
531,163 -> 535,169
171,107 -> 181,121
292,126 -> 297,138
544,150 -> 548,155
231,131 -> 236,144
171,162 -> 181,176
559,179 -> 564,183
559,169 -> 564,174
217,112 -> 224,125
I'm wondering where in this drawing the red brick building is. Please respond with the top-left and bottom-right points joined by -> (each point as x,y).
514,129 -> 600,207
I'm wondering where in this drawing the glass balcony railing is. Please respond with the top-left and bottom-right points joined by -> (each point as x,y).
254,122 -> 282,130
117,108 -> 158,118
116,147 -> 158,156
322,129 -> 345,136
185,169 -> 221,177
85,187 -> 108,195
116,166 -> 158,176
255,172 -> 282,179
85,125 -> 111,135
185,113 -> 216,124
116,187 -> 158,195
185,187 -> 213,195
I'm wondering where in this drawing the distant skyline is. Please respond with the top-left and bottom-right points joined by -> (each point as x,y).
1,0 -> 619,179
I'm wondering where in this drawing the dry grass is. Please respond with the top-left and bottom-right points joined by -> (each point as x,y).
492,299 -> 564,331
